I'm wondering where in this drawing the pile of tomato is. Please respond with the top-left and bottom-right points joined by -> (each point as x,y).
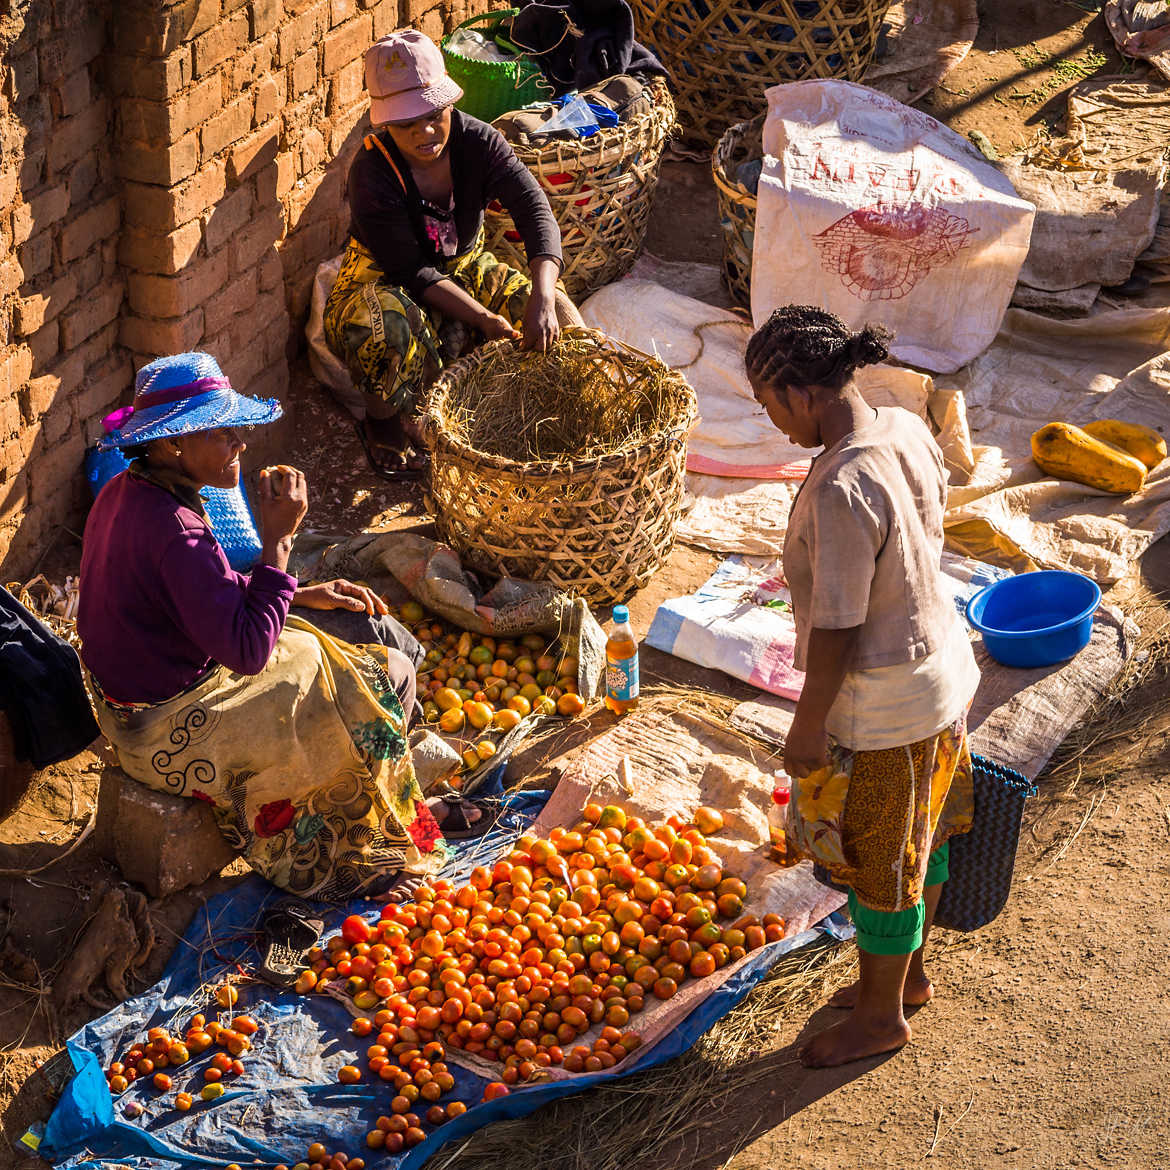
388,601 -> 587,773
297,800 -> 784,1091
104,984 -> 258,1110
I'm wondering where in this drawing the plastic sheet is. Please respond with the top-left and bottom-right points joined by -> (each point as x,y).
44,790 -> 850,1170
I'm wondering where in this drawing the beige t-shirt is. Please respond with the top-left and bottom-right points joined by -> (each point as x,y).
826,613 -> 981,750
783,406 -> 956,673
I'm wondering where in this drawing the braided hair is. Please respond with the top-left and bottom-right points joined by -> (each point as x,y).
746,305 -> 892,394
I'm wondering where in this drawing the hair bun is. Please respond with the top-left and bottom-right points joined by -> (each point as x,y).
850,323 -> 893,368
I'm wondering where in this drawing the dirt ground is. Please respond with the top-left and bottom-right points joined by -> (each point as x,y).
3,0 -> 1169,1166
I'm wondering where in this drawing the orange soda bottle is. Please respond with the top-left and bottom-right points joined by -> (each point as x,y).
604,604 -> 640,715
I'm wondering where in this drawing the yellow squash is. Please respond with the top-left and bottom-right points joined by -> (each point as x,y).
1081,419 -> 1167,471
1030,422 -> 1147,495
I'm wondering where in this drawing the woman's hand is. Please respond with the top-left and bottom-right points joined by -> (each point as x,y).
295,579 -> 388,615
521,290 -> 560,352
257,465 -> 308,571
783,713 -> 830,779
478,311 -> 522,343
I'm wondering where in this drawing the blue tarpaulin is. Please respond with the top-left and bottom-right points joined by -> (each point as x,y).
44,790 -> 850,1169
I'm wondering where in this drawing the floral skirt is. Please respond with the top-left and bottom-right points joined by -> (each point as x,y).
787,714 -> 974,912
90,617 -> 447,901
321,231 -> 533,416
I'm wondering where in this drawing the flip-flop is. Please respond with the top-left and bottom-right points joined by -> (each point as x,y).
257,897 -> 324,988
431,794 -> 502,840
354,419 -> 425,483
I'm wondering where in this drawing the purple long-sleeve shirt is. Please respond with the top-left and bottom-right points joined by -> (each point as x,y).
78,471 -> 297,705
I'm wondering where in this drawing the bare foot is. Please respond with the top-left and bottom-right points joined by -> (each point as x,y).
799,1014 -> 912,1068
829,975 -> 933,1009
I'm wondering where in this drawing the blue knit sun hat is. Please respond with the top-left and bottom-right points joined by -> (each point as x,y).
99,352 -> 282,450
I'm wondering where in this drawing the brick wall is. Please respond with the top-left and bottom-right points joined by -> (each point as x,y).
0,0 -> 128,574
0,0 -> 499,577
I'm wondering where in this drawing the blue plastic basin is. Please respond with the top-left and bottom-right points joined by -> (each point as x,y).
965,570 -> 1101,668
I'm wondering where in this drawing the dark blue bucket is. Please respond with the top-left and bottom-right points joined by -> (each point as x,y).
965,570 -> 1101,669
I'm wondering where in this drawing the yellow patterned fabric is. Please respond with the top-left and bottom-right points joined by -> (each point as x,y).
787,714 -> 974,912
322,232 -> 532,415
90,617 -> 447,901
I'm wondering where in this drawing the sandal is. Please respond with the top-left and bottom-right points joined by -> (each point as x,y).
431,794 -> 502,841
354,419 -> 427,482
257,897 -> 324,988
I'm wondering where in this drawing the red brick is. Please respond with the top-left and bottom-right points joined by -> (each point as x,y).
68,151 -> 100,206
0,168 -> 18,213
331,99 -> 368,155
112,0 -> 212,55
60,283 -> 125,350
119,75 -> 223,143
258,249 -> 284,292
201,94 -> 254,161
119,308 -> 206,356
60,195 -> 121,263
106,50 -> 193,102
48,102 -> 110,172
322,13 -> 372,75
275,149 -> 296,197
127,250 -> 230,318
231,32 -> 276,92
262,311 -> 290,365
29,430 -> 85,508
55,67 -> 91,117
118,130 -> 200,185
204,183 -> 255,252
371,0 -> 402,37
228,122 -> 280,183
204,268 -> 258,335
14,273 -> 79,337
39,18 -> 105,81
250,0 -> 280,37
19,232 -> 53,281
118,220 -> 204,274
77,357 -> 135,432
331,0 -> 358,26
298,126 -> 326,175
231,208 -> 284,274
253,74 -> 286,125
330,56 -> 365,112
0,396 -> 21,439
4,50 -> 39,104
276,1 -> 328,66
193,9 -> 249,77
0,259 -> 24,299
290,48 -> 318,97
27,322 -> 61,370
42,397 -> 75,446
123,160 -> 227,232
10,184 -> 70,246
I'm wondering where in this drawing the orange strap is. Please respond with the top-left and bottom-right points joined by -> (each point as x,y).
364,133 -> 408,196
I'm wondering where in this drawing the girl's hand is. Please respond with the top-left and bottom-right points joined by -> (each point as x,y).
295,580 -> 388,615
478,311 -> 521,342
784,714 -> 830,779
521,291 -> 560,352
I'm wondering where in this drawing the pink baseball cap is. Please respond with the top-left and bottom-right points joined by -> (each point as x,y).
365,29 -> 464,124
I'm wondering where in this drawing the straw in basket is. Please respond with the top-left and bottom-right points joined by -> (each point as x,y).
483,80 -> 676,300
712,113 -> 764,308
422,328 -> 697,607
631,0 -> 891,147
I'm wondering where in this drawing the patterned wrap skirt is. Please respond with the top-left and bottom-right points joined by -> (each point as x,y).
786,713 -> 975,912
322,231 -> 532,416
89,617 -> 448,901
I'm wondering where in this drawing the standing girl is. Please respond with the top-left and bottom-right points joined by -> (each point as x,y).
745,306 -> 978,1068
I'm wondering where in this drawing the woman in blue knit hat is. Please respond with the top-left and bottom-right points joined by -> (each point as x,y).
78,353 -> 452,901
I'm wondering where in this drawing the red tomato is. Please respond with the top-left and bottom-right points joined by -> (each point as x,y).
341,915 -> 372,945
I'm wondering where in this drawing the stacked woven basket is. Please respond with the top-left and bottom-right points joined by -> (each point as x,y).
484,80 -> 677,300
631,0 -> 890,147
711,113 -> 764,308
423,329 -> 697,607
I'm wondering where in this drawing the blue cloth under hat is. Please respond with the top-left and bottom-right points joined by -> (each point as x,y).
99,352 -> 282,450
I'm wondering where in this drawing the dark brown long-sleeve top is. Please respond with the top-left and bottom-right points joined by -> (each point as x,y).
346,110 -> 563,300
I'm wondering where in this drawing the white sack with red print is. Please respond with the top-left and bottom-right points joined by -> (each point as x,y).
752,80 -> 1035,374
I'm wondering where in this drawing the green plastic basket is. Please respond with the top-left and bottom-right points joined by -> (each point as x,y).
442,9 -> 552,123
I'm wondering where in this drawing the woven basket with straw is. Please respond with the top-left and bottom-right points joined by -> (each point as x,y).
712,114 -> 764,308
483,80 -> 676,300
423,328 -> 697,607
631,0 -> 890,147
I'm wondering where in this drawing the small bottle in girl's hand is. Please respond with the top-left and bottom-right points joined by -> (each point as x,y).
768,774 -> 793,865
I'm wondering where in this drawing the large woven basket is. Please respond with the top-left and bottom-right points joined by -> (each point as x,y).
631,0 -> 890,147
483,80 -> 676,300
422,329 -> 697,607
712,114 -> 764,308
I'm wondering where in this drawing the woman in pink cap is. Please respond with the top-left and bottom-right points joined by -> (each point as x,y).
323,28 -> 582,480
